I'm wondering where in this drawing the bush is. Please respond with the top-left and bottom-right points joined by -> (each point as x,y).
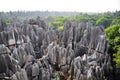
58,26 -> 64,30
105,24 -> 120,68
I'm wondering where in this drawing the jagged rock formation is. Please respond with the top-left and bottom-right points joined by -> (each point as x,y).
0,18 -> 111,80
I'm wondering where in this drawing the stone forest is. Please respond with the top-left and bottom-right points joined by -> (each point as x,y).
0,11 -> 120,80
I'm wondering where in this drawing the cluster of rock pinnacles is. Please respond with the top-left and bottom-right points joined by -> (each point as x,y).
0,18 -> 111,80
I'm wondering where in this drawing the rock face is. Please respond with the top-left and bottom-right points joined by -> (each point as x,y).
0,18 -> 111,80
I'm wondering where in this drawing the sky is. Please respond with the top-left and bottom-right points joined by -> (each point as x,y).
0,0 -> 120,12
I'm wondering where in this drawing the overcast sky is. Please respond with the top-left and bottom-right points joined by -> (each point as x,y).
0,0 -> 120,12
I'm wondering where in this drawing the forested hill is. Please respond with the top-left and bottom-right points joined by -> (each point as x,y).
0,11 -> 79,19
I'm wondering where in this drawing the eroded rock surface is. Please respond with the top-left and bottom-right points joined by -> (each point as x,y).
0,18 -> 111,80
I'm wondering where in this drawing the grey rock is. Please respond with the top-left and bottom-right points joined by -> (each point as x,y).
0,44 -> 11,54
0,18 -> 110,80
32,63 -> 39,77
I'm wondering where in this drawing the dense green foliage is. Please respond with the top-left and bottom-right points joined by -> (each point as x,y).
49,16 -> 69,29
105,24 -> 120,68
104,11 -> 120,68
96,16 -> 111,28
49,11 -> 120,29
113,48 -> 120,68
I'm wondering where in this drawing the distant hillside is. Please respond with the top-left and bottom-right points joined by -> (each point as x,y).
0,11 -> 80,19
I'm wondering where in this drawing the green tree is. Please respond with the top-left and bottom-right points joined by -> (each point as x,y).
105,24 -> 120,68
112,16 -> 120,25
5,20 -> 11,25
96,16 -> 111,28
113,47 -> 120,68
51,21 -> 63,29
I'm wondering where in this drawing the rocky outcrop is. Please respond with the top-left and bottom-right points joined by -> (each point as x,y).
0,18 -> 111,80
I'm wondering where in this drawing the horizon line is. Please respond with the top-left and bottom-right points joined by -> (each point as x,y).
0,10 -> 120,13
